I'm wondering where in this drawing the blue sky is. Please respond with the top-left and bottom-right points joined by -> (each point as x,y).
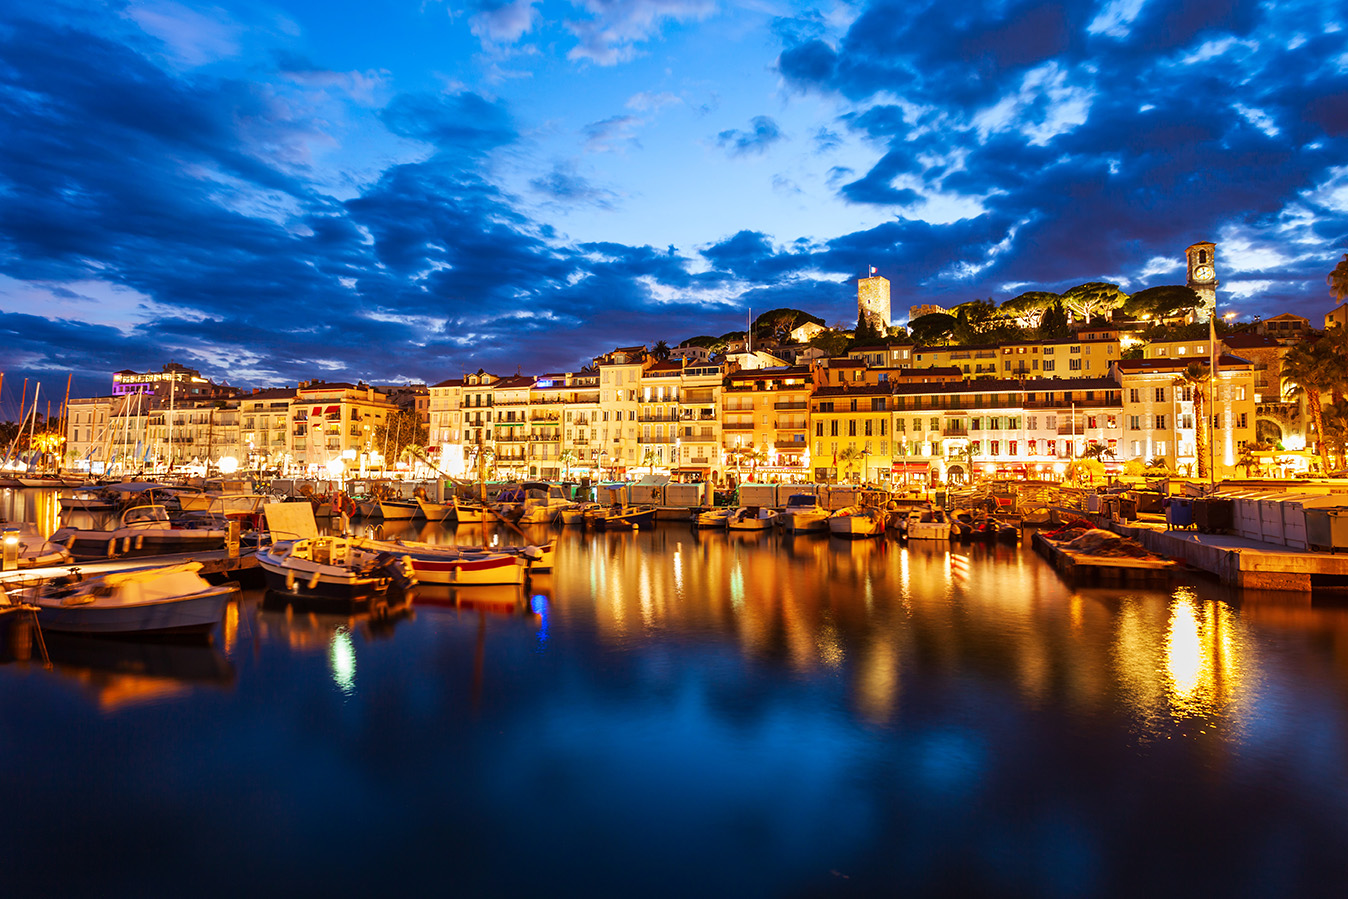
2,0 -> 1346,404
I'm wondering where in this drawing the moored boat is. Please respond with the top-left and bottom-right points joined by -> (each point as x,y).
14,562 -> 235,637
255,535 -> 416,607
828,506 -> 887,538
595,505 -> 656,530
779,494 -> 829,533
694,506 -> 733,528
50,505 -> 231,561
1,522 -> 74,569
727,506 -> 779,531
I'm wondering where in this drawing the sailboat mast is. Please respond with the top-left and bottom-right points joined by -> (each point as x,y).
58,373 -> 71,474
26,383 -> 41,473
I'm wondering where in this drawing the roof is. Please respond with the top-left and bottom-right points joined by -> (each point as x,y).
1221,333 -> 1281,349
726,365 -> 812,381
828,358 -> 866,368
814,384 -> 893,398
431,378 -> 464,388
892,376 -> 1120,396
494,375 -> 535,389
242,388 -> 296,400
645,360 -> 683,372
1115,354 -> 1253,372
1265,312 -> 1309,322
297,381 -> 356,391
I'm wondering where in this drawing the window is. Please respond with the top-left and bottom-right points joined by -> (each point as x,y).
1027,416 -> 1038,430
1156,440 -> 1167,456
1043,360 -> 1056,372
816,422 -> 824,437
880,420 -> 887,436
830,421 -> 839,437
1238,412 -> 1248,428
1087,416 -> 1098,429
1009,441 -> 1018,456
914,418 -> 923,431
1129,415 -> 1141,429
1213,413 -> 1223,429
897,419 -> 906,432
1027,439 -> 1037,454
864,420 -> 873,437
1106,415 -> 1117,429
1047,440 -> 1057,456
972,417 -> 981,430
1130,388 -> 1140,403
990,440 -> 1000,455
1156,415 -> 1167,430
1070,346 -> 1082,354
1069,359 -> 1082,371
1181,414 -> 1193,429
1154,387 -> 1165,402
1046,415 -> 1057,429
848,421 -> 857,437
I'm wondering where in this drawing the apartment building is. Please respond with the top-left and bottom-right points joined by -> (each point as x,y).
291,381 -> 397,472
1113,356 -> 1256,478
428,377 -> 466,475
637,359 -> 683,474
461,370 -> 500,474
64,395 -> 118,472
145,399 -> 242,471
561,371 -> 603,479
239,387 -> 295,470
491,375 -> 534,479
723,364 -> 817,480
811,383 -> 893,483
912,329 -> 1121,379
528,374 -> 568,480
674,360 -> 725,481
596,346 -> 652,478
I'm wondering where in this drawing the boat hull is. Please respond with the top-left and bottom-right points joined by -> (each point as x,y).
36,588 -> 233,636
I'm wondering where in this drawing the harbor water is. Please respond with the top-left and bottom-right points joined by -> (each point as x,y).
4,488 -> 1348,896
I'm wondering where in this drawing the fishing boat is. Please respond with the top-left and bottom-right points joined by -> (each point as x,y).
694,506 -> 733,528
451,540 -> 554,572
1,522 -> 74,569
828,505 -> 887,538
778,494 -> 829,533
13,562 -> 235,637
451,496 -> 491,524
727,506 -> 779,531
256,535 -> 416,606
51,505 -> 231,561
559,503 -> 596,526
415,496 -> 455,523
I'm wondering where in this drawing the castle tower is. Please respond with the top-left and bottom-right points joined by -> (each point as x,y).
858,272 -> 891,332
1185,241 -> 1218,323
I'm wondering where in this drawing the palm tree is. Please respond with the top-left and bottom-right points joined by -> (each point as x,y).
838,445 -> 863,483
641,447 -> 658,475
1321,400 -> 1348,471
1330,252 -> 1348,303
1173,362 -> 1213,480
651,340 -> 671,361
1283,341 -> 1337,473
559,448 -> 577,480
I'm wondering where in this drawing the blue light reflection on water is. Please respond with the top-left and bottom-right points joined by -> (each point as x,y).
4,507 -> 1348,894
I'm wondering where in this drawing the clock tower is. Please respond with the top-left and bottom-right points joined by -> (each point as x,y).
1186,241 -> 1218,322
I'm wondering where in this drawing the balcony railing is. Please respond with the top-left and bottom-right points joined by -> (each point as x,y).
773,401 -> 808,410
723,422 -> 755,430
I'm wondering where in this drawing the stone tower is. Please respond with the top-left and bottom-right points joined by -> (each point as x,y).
858,273 -> 891,332
1185,241 -> 1218,323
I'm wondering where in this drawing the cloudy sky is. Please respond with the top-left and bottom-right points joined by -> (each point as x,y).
2,0 -> 1346,407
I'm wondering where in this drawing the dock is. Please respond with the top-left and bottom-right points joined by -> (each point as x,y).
1050,510 -> 1348,592
1031,531 -> 1176,587
0,548 -> 260,588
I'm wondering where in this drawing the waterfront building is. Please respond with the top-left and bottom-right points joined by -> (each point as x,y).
491,375 -> 534,479
461,370 -> 501,476
239,387 -> 295,471
290,381 -> 397,474
428,377 -> 466,476
528,374 -> 567,480
811,382 -> 892,483
145,399 -> 242,472
63,396 -> 117,472
596,347 -> 653,479
560,370 -> 603,480
723,364 -> 818,480
636,359 -> 683,476
668,343 -> 711,363
1113,355 -> 1257,477
911,329 -> 1120,379
1221,333 -> 1304,447
674,359 -> 727,482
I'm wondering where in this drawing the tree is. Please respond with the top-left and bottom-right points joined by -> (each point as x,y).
373,410 -> 429,468
559,448 -> 577,480
1173,362 -> 1213,480
1000,291 -> 1059,330
651,340 -> 671,360
1283,340 -> 1337,473
1123,285 -> 1203,321
641,447 -> 658,475
1066,458 -> 1104,485
853,310 -> 882,344
908,312 -> 957,345
838,445 -> 864,482
1036,301 -> 1070,340
1321,400 -> 1348,471
1081,441 -> 1114,462
1330,253 -> 1348,303
809,329 -> 851,356
1061,282 -> 1128,323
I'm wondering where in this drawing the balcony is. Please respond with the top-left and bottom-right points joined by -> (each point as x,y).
638,436 -> 676,444
680,434 -> 717,443
723,422 -> 755,430
774,401 -> 808,411
943,427 -> 969,437
775,425 -> 807,434
638,414 -> 678,423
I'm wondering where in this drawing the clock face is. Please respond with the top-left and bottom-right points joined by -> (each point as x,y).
1193,265 -> 1214,282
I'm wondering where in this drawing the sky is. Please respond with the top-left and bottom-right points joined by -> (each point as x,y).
1,0 -> 1346,407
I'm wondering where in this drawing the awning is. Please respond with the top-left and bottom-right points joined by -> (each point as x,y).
311,406 -> 322,416
325,405 -> 340,415
891,461 -> 931,472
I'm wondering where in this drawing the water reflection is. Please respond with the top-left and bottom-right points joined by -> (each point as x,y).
43,632 -> 235,712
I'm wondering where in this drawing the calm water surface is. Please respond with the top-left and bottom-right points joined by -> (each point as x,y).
4,488 -> 1348,896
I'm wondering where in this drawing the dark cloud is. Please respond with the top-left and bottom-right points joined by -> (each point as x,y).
378,91 -> 517,155
715,116 -> 784,157
529,165 -> 619,209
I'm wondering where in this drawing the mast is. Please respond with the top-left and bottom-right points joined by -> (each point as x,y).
58,374 -> 71,474
168,375 -> 175,473
26,383 -> 41,473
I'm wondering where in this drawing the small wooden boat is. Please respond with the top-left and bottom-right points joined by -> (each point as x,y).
256,536 -> 416,607
559,503 -> 594,526
416,497 -> 455,523
728,506 -> 779,531
451,497 -> 490,524
358,538 -> 528,585
378,499 -> 422,520
828,506 -> 887,538
904,508 -> 955,541
14,562 -> 235,637
595,505 -> 656,530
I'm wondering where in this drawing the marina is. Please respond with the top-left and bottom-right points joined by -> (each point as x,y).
6,483 -> 1348,894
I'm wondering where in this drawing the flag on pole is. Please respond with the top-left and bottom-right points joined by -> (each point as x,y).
869,266 -> 877,275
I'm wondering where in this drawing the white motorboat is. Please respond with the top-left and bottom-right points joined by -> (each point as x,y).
177,479 -> 264,515
727,506 -> 779,531
256,535 -> 416,607
51,505 -> 230,561
14,562 -> 235,636
59,490 -> 117,512
828,506 -> 887,538
779,494 -> 829,533
1,522 -> 74,569
559,503 -> 595,526
695,507 -> 733,528
903,508 -> 956,540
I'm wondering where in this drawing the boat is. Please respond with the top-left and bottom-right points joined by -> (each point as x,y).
177,479 -> 265,515
378,499 -> 422,520
559,503 -> 597,526
778,494 -> 829,533
903,507 -> 956,541
828,505 -> 887,538
50,505 -> 231,561
694,507 -> 733,528
727,506 -> 779,531
12,562 -> 235,637
356,538 -> 528,585
594,505 -> 656,530
953,512 -> 1019,543
1,522 -> 73,568
415,496 -> 455,523
451,496 -> 491,524
255,535 -> 417,607
59,489 -> 118,512
451,540 -> 554,572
